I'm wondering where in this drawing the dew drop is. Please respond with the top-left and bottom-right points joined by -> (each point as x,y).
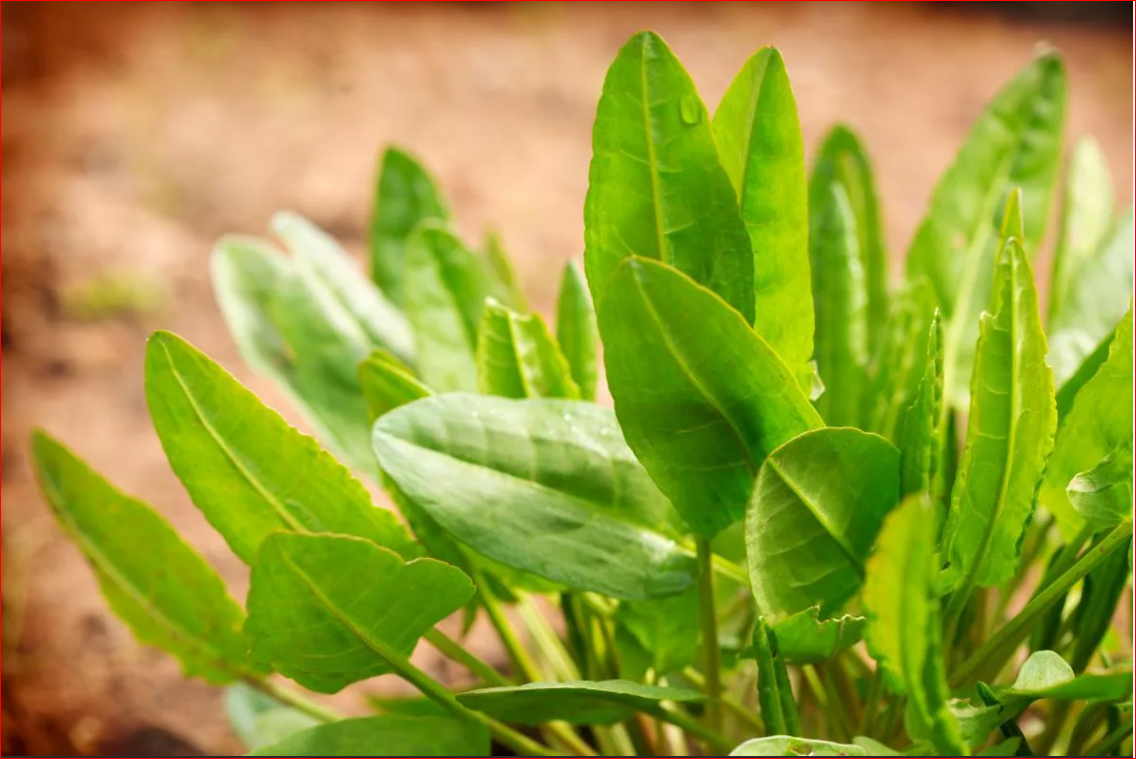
679,95 -> 702,126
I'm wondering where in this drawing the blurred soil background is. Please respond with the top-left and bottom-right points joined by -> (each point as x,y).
1,2 -> 1132,755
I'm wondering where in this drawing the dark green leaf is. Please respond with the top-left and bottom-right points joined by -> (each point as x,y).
369,147 -> 449,306
31,430 -> 255,684
145,331 -> 415,565
1068,438 -> 1134,532
373,394 -> 696,600
1070,537 -> 1133,672
245,533 -> 474,693
746,428 -> 900,618
224,684 -> 319,751
584,31 -> 754,322
456,680 -> 703,726
771,606 -> 864,665
730,737 -> 866,756
555,261 -> 599,402
248,714 -> 489,757
714,46 -> 812,386
599,257 -> 822,538
476,299 -> 580,400
358,349 -> 432,423
615,587 -> 700,676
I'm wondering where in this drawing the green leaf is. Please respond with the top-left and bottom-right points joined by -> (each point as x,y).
272,211 -> 415,364
943,239 -> 1056,588
899,311 -> 945,508
402,223 -> 491,393
752,619 -> 800,736
555,261 -> 599,402
730,737 -> 866,756
810,125 -> 888,355
358,349 -> 432,423
906,53 -> 1066,408
809,182 -> 868,426
1049,137 -> 1114,324
476,299 -> 580,400
1000,650 -> 1132,703
850,736 -> 900,756
598,257 -> 822,538
369,146 -> 449,307
245,532 -> 474,693
584,31 -> 754,322
1048,207 -> 1134,389
483,230 -> 528,311
145,331 -> 415,565
1069,536 -> 1133,672
771,606 -> 865,665
1043,304 -> 1133,537
373,393 -> 696,600
615,587 -> 700,676
212,236 -> 374,470
863,496 -> 964,754
746,428 -> 900,618
862,279 -> 935,441
456,680 -> 703,726
31,430 -> 255,684
224,684 -> 319,751
1068,439 -> 1134,532
248,714 -> 489,757
713,46 -> 812,385
1055,328 -> 1113,421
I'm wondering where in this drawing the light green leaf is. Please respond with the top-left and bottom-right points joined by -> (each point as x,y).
145,331 -> 414,565
615,587 -> 700,676
483,230 -> 528,311
714,46 -> 812,385
369,146 -> 449,306
584,31 -> 754,322
598,257 -> 822,538
245,533 -> 474,693
1055,328 -> 1112,420
746,428 -> 900,618
358,349 -> 432,423
771,606 -> 865,665
272,211 -> 414,364
944,239 -> 1056,588
555,261 -> 599,402
1043,304 -> 1133,537
810,182 -> 868,426
248,714 -> 489,757
402,223 -> 491,393
899,311 -> 945,508
1049,207 -> 1134,389
906,53 -> 1066,408
730,737 -> 866,756
1068,438 -> 1134,532
476,299 -> 580,400
224,684 -> 319,751
810,125 -> 888,355
31,430 -> 255,684
373,393 -> 696,600
456,680 -> 703,726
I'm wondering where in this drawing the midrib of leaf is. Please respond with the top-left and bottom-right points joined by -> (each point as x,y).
766,457 -> 863,575
160,341 -> 307,534
506,316 -> 536,398
631,273 -> 757,476
735,59 -> 766,198
43,479 -> 251,679
638,45 -> 669,266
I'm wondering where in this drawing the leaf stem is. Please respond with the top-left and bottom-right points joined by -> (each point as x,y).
517,596 -> 580,681
469,567 -> 544,683
696,536 -> 723,737
950,521 -> 1133,687
425,629 -> 511,687
246,677 -> 342,723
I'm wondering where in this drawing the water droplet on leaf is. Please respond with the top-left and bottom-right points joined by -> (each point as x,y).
679,95 -> 702,126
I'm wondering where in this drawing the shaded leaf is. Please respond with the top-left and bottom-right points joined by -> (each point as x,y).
1068,438 -> 1134,532
248,714 -> 489,757
899,311 -> 946,513
615,587 -> 700,676
456,680 -> 702,726
1069,537 -> 1133,672
599,257 -> 822,538
730,737 -> 866,756
772,606 -> 865,665
476,298 -> 580,400
584,31 -> 754,322
555,261 -> 599,402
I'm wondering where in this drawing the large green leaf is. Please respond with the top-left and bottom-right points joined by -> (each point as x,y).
899,311 -> 945,508
31,431 -> 255,684
1042,305 -> 1133,537
713,46 -> 812,386
1048,207 -> 1134,389
402,223 -> 490,393
358,349 -> 432,423
456,680 -> 703,726
145,332 -> 414,565
598,257 -> 822,538
730,737 -> 866,756
810,125 -> 888,355
943,239 -> 1056,589
863,496 -> 965,754
1049,137 -> 1114,324
249,714 -> 489,757
746,428 -> 900,619
273,211 -> 415,364
809,182 -> 868,426
584,31 -> 753,322
211,237 -> 373,470
476,299 -> 580,400
862,279 -> 935,441
245,533 -> 473,693
369,147 -> 449,306
372,393 -> 696,600
1067,438 -> 1134,533
555,261 -> 599,402
906,53 -> 1065,408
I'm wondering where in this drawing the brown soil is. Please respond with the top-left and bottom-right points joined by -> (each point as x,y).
2,3 -> 1131,756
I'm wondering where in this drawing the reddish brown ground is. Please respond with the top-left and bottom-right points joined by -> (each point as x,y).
2,3 -> 1131,755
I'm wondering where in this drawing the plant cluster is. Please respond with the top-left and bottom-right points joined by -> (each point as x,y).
33,31 -> 1133,757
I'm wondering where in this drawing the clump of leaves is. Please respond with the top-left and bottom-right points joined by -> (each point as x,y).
33,31 -> 1133,757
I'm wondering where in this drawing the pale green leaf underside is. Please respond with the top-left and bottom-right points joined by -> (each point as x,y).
457,680 -> 703,726
249,714 -> 489,757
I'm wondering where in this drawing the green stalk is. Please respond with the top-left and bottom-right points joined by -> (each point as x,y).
517,596 -> 580,681
656,704 -> 734,753
426,629 -> 511,687
696,537 -> 723,737
469,567 -> 543,683
951,522 -> 1133,687
247,677 -> 342,723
